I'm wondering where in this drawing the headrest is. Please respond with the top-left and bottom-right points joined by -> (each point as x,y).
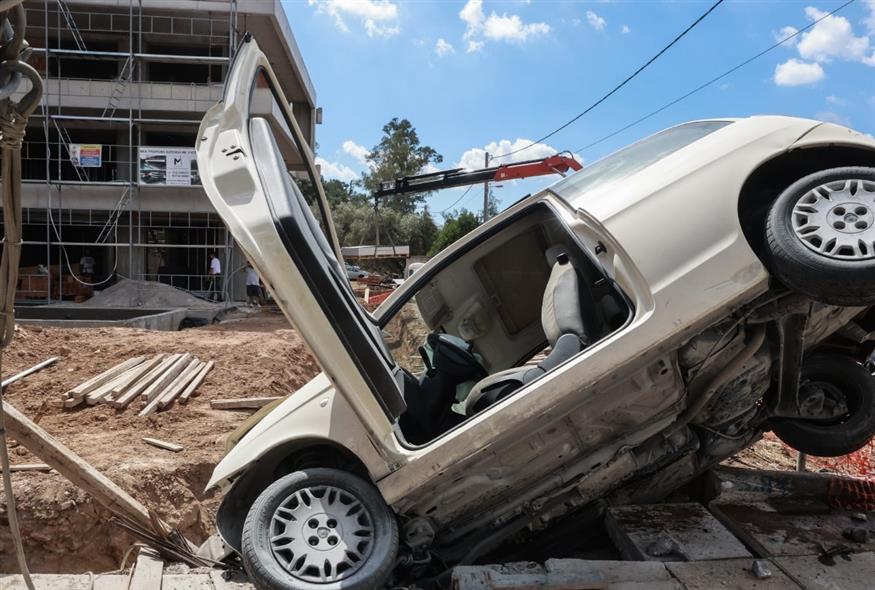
544,245 -> 570,267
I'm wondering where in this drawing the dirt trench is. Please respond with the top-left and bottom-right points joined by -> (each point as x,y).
0,309 -> 319,573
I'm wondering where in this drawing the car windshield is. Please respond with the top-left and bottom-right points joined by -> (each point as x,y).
552,121 -> 732,196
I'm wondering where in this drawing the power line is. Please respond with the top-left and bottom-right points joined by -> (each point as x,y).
492,0 -> 726,161
438,184 -> 475,213
574,0 -> 858,156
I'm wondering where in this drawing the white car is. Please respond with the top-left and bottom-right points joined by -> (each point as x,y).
197,38 -> 875,590
345,264 -> 369,281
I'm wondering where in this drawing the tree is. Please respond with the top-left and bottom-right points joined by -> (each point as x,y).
427,209 -> 481,257
362,118 -> 443,214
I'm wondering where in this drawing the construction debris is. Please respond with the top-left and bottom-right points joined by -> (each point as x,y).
143,438 -> 184,453
209,396 -> 282,410
61,354 -> 213,414
8,463 -> 51,473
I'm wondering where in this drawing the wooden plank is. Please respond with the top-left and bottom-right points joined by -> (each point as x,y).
2,399 -> 170,535
178,360 -> 213,404
85,361 -> 155,406
110,354 -> 166,396
9,463 -> 52,472
128,548 -> 163,590
157,359 -> 203,410
210,396 -> 282,410
142,437 -> 184,453
605,503 -> 752,562
64,356 -> 147,401
665,559 -> 799,590
140,353 -> 191,403
110,354 -> 181,409
138,354 -> 192,416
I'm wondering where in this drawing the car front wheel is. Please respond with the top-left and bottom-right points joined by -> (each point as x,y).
241,468 -> 398,590
765,166 -> 875,306
770,354 -> 875,457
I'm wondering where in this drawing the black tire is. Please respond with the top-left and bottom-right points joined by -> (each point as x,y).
241,468 -> 398,590
765,166 -> 875,306
771,354 -> 875,457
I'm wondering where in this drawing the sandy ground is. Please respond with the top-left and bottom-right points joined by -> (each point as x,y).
0,307 -> 318,573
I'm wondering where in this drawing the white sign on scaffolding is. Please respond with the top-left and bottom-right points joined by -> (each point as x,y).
138,146 -> 201,186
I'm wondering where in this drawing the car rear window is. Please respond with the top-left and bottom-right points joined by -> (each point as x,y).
553,121 -> 732,196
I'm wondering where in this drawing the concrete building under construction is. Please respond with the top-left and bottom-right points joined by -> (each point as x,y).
13,0 -> 317,302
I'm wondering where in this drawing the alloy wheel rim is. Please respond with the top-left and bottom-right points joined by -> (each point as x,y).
791,178 -> 875,261
269,485 -> 375,583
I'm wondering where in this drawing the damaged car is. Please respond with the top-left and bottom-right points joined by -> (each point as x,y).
196,37 -> 875,590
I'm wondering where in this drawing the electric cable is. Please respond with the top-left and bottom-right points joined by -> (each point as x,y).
491,0 -> 726,161
575,0 -> 858,155
437,184 -> 474,214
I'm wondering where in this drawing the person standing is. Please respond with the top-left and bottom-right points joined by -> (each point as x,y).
244,261 -> 261,307
208,251 -> 223,301
79,249 -> 95,280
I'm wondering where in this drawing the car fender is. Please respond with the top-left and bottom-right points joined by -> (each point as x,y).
206,372 -> 391,492
790,121 -> 875,151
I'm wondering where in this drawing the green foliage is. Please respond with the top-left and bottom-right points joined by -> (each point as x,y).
428,209 -> 482,257
362,118 -> 443,214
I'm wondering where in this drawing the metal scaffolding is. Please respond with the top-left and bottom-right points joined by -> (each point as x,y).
16,0 -> 239,302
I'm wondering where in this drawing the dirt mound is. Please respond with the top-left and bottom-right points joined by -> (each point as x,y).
84,279 -> 220,309
0,309 -> 318,573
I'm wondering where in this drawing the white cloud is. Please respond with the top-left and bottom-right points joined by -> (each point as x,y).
621,24 -> 631,34
421,162 -> 441,175
457,138 -> 577,171
826,95 -> 847,106
774,25 -> 799,45
797,7 -> 871,63
316,157 -> 358,182
435,38 -> 455,57
815,111 -> 851,126
774,58 -> 825,86
483,13 -> 549,41
466,39 -> 485,53
309,0 -> 400,38
459,0 -> 549,50
342,140 -> 369,166
586,11 -> 607,31
865,0 -> 875,35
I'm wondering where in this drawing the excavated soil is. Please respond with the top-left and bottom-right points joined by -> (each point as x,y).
0,308 -> 317,573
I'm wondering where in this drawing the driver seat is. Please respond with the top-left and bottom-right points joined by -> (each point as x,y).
463,245 -> 600,415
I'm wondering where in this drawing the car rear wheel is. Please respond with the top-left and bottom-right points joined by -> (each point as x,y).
770,354 -> 875,457
765,166 -> 875,306
241,468 -> 398,590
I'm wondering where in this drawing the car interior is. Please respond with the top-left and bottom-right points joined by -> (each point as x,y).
250,69 -> 632,447
385,204 -> 632,444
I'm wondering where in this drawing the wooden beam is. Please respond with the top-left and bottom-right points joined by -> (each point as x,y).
210,396 -> 282,410
2,399 -> 168,533
110,354 -> 180,410
128,548 -> 163,590
64,357 -> 147,403
9,463 -> 51,472
178,360 -> 214,404
156,359 -> 203,410
109,354 -> 165,397
138,354 -> 192,417
1,358 -> 58,390
142,437 -> 183,453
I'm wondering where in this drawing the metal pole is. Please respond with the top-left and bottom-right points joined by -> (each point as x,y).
2,358 -> 59,390
796,452 -> 807,472
482,152 -> 490,222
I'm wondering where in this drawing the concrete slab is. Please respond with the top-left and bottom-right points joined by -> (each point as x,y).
453,560 -> 683,590
0,574 -> 129,589
774,552 -> 875,590
666,559 -> 800,590
162,573 -> 215,589
710,501 -> 875,558
606,503 -> 752,562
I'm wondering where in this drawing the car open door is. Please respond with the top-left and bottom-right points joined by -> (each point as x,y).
196,37 -> 406,422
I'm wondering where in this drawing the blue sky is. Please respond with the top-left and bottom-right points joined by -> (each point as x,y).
281,0 -> 875,215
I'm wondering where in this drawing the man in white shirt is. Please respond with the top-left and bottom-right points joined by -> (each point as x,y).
208,252 -> 222,301
244,262 -> 261,307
